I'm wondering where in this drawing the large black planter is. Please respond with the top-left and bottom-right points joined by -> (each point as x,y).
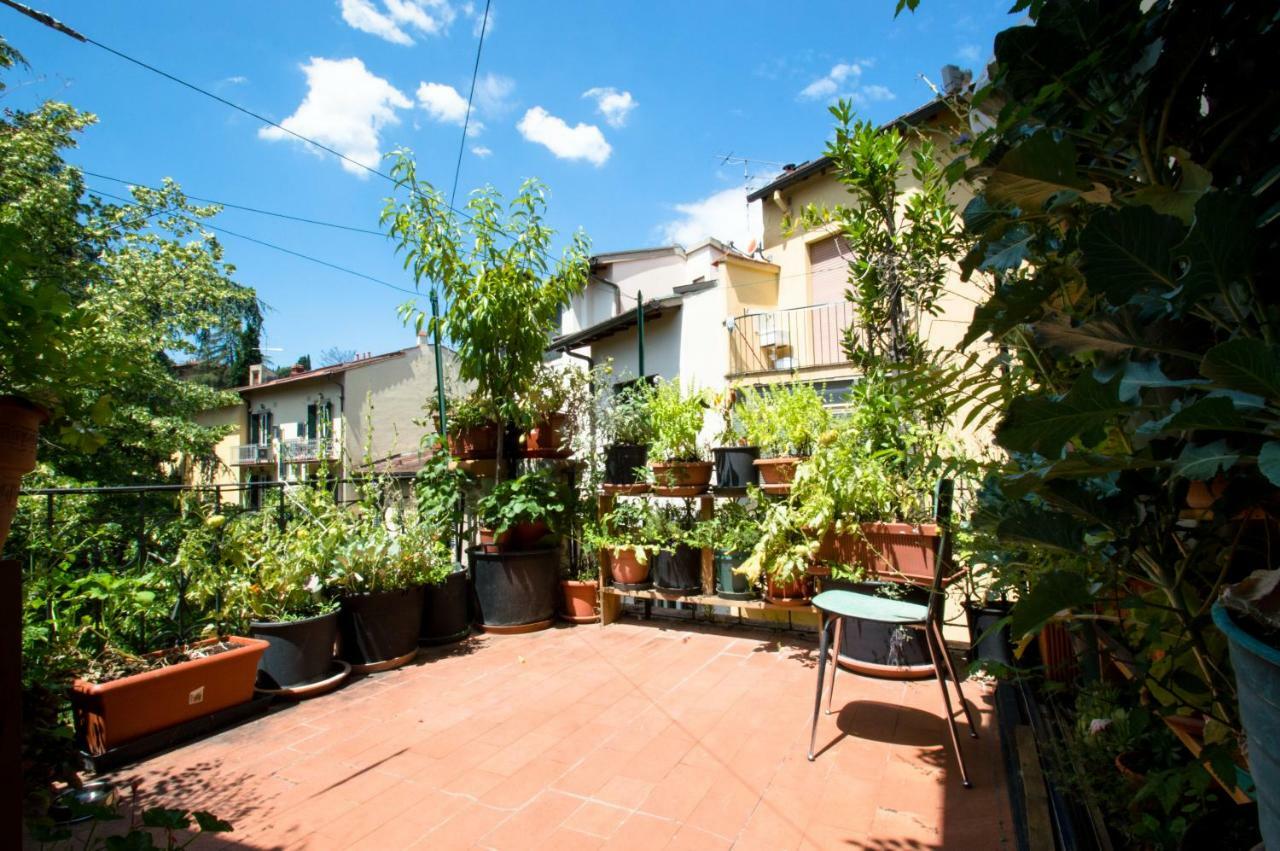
421,564 -> 470,645
470,547 -> 558,632
712,446 -> 759,489
605,443 -> 648,484
825,579 -> 932,677
338,585 -> 425,669
250,611 -> 339,689
652,544 -> 701,594
714,552 -> 756,600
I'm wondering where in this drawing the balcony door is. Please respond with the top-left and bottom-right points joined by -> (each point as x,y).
249,411 -> 272,446
808,234 -> 854,305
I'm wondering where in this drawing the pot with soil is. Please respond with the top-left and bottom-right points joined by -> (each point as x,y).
764,573 -> 813,606
249,611 -> 343,693
606,546 -> 651,590
849,523 -> 941,585
523,412 -> 572,459
338,585 -> 426,672
477,520 -> 552,553
714,551 -> 756,601
753,456 -> 804,494
651,544 -> 702,595
446,422 -> 499,460
649,461 -> 713,497
712,446 -> 759,490
0,396 -> 47,549
560,579 -> 599,624
822,578 -> 933,678
70,637 -> 269,756
470,547 -> 560,633
604,443 -> 649,494
421,563 -> 471,645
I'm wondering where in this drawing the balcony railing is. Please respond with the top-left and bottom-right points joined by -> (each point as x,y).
279,437 -> 339,463
235,444 -> 273,465
728,302 -> 861,377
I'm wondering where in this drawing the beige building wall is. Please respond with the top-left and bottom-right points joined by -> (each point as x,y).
344,342 -> 463,464
190,404 -> 244,488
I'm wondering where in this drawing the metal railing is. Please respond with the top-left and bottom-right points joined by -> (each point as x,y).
236,443 -> 273,465
727,301 -> 862,377
279,437 -> 339,463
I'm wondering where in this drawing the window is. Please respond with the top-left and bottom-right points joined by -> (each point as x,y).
305,401 -> 333,440
249,410 -> 272,445
807,234 -> 854,305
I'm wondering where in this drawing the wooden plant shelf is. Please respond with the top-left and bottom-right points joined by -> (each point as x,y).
600,585 -> 815,613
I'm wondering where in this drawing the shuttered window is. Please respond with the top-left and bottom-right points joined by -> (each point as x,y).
807,234 -> 854,304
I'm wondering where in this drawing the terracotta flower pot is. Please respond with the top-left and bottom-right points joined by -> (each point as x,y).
560,579 -> 599,623
753,456 -> 804,494
447,422 -> 499,459
0,396 -> 47,549
765,574 -> 812,606
70,636 -> 269,756
849,522 -> 941,584
649,461 -> 713,497
608,547 -> 650,586
523,413 -> 572,459
477,527 -> 510,553
480,521 -> 551,552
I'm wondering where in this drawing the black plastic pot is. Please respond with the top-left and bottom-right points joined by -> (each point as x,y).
250,611 -> 339,689
963,601 -> 1012,663
470,547 -> 559,629
824,579 -> 931,673
421,564 -> 470,645
714,552 -> 756,600
652,544 -> 701,594
338,585 -> 426,667
605,443 -> 648,484
712,446 -> 759,489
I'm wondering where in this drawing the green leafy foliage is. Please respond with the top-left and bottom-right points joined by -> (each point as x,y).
474,467 -> 568,537
646,378 -> 706,462
736,382 -> 830,458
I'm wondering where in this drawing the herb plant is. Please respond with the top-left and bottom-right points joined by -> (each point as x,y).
737,382 -> 830,457
473,467 -> 568,538
647,379 -> 706,463
600,378 -> 653,446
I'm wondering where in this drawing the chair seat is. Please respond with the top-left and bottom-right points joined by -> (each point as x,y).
811,589 -> 927,624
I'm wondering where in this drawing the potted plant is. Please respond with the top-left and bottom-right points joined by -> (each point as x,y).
1215,570 -> 1280,847
737,501 -> 814,605
738,383 -> 830,493
473,467 -> 566,552
647,379 -> 712,496
560,554 -> 600,624
649,502 -> 702,595
709,387 -> 759,490
439,391 -> 498,460
66,517 -> 269,754
518,364 -> 575,459
416,442 -> 472,645
590,498 -> 662,589
688,496 -> 763,601
600,380 -> 653,493
219,498 -> 346,695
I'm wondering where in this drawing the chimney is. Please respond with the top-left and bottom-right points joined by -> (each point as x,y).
782,163 -> 796,173
941,65 -> 972,96
290,362 -> 306,375
418,330 -> 430,348
248,364 -> 263,386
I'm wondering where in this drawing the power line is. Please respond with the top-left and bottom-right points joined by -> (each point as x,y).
83,170 -> 387,237
448,0 -> 491,211
88,186 -> 419,297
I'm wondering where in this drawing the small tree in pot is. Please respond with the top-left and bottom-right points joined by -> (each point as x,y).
647,379 -> 711,496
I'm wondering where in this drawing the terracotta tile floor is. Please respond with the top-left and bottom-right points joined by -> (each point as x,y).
82,621 -> 1013,849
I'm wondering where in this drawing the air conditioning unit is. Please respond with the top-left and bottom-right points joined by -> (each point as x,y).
759,328 -> 790,348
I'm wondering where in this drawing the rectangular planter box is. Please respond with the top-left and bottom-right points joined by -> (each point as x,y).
70,636 -> 268,755
818,523 -> 940,584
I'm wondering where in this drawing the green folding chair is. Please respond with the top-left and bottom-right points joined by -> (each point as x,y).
806,479 -> 979,787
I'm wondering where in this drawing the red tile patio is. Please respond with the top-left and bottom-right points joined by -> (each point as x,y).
79,622 -> 1012,849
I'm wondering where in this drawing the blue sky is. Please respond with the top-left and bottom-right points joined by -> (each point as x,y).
3,0 -> 1016,367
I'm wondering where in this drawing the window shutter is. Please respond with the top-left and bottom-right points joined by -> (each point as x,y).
807,235 -> 854,305
306,404 -> 317,440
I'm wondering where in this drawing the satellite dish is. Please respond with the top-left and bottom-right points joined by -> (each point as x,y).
745,239 -> 757,255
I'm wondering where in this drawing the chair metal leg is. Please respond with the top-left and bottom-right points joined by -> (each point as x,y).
922,623 -> 972,788
825,616 -> 843,715
808,614 -> 833,761
932,620 -> 979,739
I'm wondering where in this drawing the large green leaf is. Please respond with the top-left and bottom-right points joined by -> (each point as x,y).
978,225 -> 1034,271
961,267 -> 1066,347
996,504 -> 1087,552
984,131 -> 1107,212
1164,396 -> 1245,432
1127,148 -> 1212,224
1009,570 -> 1094,638
996,373 -> 1130,457
1200,338 -> 1280,400
1079,205 -> 1184,304
1174,191 -> 1254,303
1259,442 -> 1280,487
1033,313 -> 1156,357
1171,440 -> 1238,480
1094,360 -> 1196,403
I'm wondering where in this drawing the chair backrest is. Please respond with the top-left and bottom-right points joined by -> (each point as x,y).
925,478 -> 954,626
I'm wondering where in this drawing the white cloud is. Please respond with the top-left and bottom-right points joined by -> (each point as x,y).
474,73 -> 515,114
799,60 -> 894,106
957,43 -> 982,64
517,107 -> 611,166
471,145 -> 492,157
416,81 -> 469,124
259,57 -> 411,176
658,186 -> 758,250
338,0 -> 457,45
222,75 -> 248,86
582,87 -> 636,128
